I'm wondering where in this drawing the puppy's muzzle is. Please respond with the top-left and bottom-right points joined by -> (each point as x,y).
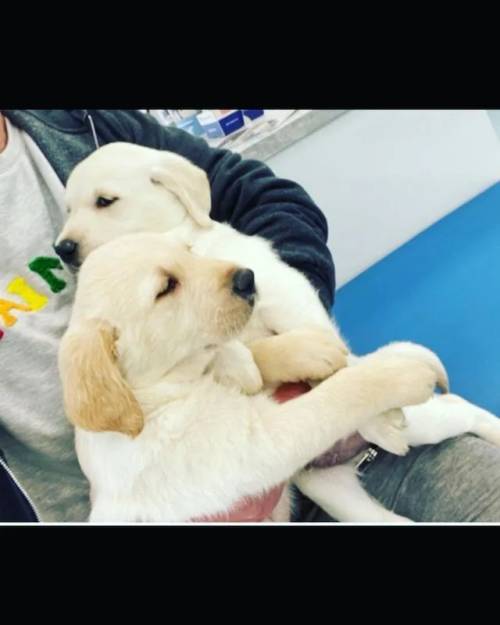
54,239 -> 79,267
232,269 -> 256,304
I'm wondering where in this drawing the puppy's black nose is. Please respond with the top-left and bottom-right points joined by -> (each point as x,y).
54,239 -> 78,264
232,269 -> 256,302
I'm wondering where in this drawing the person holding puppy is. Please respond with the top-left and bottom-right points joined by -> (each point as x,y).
0,109 -> 499,522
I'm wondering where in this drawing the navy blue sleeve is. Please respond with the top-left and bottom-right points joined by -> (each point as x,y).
0,449 -> 39,522
93,110 -> 336,311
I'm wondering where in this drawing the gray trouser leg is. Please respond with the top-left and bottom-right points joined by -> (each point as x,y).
363,434 -> 500,522
304,434 -> 500,522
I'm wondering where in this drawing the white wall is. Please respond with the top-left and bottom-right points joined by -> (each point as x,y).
488,110 -> 500,139
267,110 -> 500,287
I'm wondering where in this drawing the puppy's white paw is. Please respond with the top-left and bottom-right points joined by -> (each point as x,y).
212,340 -> 263,394
359,409 -> 410,456
459,398 -> 500,447
295,333 -> 348,382
249,327 -> 348,385
372,341 -> 449,393
355,354 -> 440,413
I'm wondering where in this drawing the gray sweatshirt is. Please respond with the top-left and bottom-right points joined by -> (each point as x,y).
0,118 -> 90,521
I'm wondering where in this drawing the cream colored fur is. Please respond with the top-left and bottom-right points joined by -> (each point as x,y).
60,233 -> 441,522
57,143 -> 500,523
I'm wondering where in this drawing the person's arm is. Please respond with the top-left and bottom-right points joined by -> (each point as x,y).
93,110 -> 336,311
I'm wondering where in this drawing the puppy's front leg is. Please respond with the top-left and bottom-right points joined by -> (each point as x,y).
248,327 -> 348,386
252,355 -> 439,485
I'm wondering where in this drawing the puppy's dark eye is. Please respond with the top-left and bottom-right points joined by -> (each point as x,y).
95,196 -> 118,208
156,277 -> 178,299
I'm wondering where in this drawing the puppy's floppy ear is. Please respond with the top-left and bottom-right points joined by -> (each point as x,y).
58,319 -> 144,437
151,154 -> 212,228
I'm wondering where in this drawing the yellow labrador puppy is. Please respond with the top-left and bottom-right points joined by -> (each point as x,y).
56,143 -> 500,522
59,232 -> 441,522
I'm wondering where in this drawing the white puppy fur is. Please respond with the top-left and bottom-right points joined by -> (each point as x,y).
57,142 -> 500,523
60,233 -> 442,522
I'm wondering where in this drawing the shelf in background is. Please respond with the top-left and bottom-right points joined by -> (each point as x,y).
207,110 -> 348,161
